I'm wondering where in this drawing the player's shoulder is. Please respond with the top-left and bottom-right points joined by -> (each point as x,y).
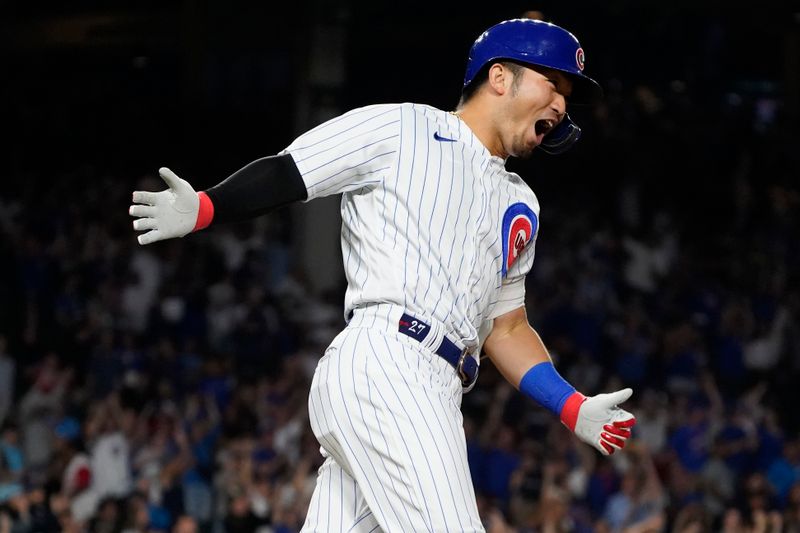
504,171 -> 541,214
402,103 -> 468,144
360,102 -> 450,120
349,102 -> 458,137
405,103 -> 453,124
325,103 -> 405,126
346,103 -> 404,115
290,104 -> 405,146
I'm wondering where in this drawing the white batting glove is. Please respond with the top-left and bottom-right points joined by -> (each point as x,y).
129,167 -> 200,245
561,388 -> 636,455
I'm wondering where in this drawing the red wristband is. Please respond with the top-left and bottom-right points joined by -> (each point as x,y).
193,191 -> 214,231
560,392 -> 587,432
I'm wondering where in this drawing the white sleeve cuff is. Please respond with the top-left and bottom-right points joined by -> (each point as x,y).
488,276 -> 526,320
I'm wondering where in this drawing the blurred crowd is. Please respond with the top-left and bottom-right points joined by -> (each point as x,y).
1,74 -> 798,533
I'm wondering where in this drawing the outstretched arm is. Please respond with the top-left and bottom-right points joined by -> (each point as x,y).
129,154 -> 307,245
483,306 -> 636,455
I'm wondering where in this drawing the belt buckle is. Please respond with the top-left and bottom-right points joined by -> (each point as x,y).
457,347 -> 473,385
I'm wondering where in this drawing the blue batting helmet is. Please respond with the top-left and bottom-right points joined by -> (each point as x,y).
464,19 -> 602,103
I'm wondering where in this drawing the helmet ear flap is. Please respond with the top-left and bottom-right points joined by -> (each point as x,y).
538,114 -> 581,155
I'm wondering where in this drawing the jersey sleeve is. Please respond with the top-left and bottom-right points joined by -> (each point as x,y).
280,104 -> 402,201
488,193 -> 540,320
488,242 -> 536,320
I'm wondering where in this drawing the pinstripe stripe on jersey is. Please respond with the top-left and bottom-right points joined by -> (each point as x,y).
381,109 -> 403,245
473,180 -> 505,314
421,118 -> 456,310
430,127 -> 465,318
410,107 -> 433,310
418,111 -> 446,309
343,196 -> 368,292
472,178 -> 512,320
454,162 -> 501,335
445,148 -> 480,323
399,104 -> 419,314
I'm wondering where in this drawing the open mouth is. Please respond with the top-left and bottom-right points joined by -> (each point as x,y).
535,118 -> 556,136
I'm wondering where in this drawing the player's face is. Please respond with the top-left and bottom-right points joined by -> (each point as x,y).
499,66 -> 572,159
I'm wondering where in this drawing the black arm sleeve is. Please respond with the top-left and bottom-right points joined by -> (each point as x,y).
203,153 -> 308,224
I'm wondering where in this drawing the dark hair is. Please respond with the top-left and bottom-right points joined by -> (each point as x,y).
458,61 -> 525,108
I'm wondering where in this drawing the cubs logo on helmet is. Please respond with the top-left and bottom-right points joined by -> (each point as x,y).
501,202 -> 538,277
576,47 -> 585,71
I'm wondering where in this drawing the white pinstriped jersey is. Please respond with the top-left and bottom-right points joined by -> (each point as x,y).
283,103 -> 540,357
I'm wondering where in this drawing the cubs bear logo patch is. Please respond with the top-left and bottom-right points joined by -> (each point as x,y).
501,203 -> 537,277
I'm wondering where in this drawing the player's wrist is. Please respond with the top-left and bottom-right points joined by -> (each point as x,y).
193,191 -> 215,231
519,361 -> 581,421
559,391 -> 587,432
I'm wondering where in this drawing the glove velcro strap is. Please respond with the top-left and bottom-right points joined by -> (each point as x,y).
193,191 -> 215,231
519,361 -> 578,418
559,392 -> 587,432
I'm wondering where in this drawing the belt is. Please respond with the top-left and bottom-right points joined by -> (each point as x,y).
397,312 -> 478,387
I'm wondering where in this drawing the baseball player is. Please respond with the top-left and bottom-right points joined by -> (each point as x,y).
129,19 -> 636,532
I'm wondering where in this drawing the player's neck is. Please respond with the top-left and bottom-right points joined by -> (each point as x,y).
453,104 -> 507,160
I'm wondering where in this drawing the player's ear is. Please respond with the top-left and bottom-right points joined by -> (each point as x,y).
487,63 -> 510,96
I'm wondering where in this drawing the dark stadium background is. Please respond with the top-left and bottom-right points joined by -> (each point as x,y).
4,1 -> 794,185
1,1 -> 798,532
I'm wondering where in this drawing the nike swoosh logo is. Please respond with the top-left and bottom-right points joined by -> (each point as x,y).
433,132 -> 457,142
